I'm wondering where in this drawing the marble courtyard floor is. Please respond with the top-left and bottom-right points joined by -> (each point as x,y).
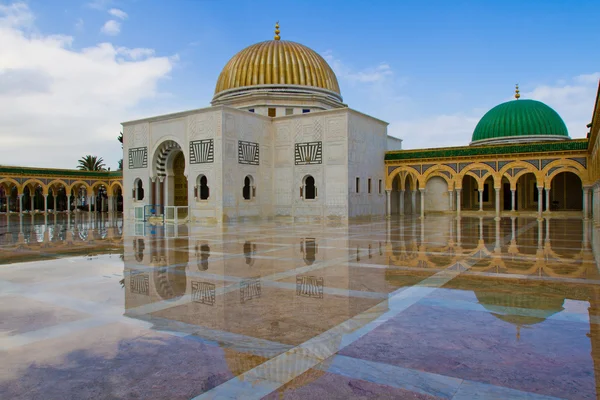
1,213 -> 600,399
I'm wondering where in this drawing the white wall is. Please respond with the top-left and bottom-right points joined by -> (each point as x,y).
424,177 -> 450,212
347,111 -> 388,218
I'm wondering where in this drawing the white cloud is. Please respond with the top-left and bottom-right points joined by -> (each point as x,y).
100,19 -> 120,35
0,2 -> 176,169
108,8 -> 127,20
86,0 -> 113,10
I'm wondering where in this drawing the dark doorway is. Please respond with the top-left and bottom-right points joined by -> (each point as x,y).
503,183 -> 511,210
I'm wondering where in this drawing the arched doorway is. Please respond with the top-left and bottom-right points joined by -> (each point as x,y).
549,171 -> 582,211
172,152 -> 187,207
461,175 -> 478,210
516,173 -> 539,211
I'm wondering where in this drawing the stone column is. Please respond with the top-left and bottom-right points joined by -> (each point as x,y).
495,187 -> 501,220
53,195 -> 58,213
101,196 -> 105,213
537,187 -> 543,219
6,195 -> 10,213
43,194 -> 48,213
479,190 -> 484,211
511,189 -> 516,212
30,195 -> 34,212
411,190 -> 417,215
584,187 -> 591,220
67,193 -> 71,213
19,194 -> 23,214
545,188 -> 551,213
385,190 -> 391,217
456,189 -> 461,217
87,196 -> 92,212
419,188 -> 425,219
108,196 -> 114,212
399,190 -> 405,215
448,190 -> 454,211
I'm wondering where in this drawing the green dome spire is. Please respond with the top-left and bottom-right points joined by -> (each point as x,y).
471,91 -> 569,145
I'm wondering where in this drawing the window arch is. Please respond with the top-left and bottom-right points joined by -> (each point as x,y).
133,179 -> 144,201
195,175 -> 209,200
302,175 -> 316,200
243,175 -> 255,200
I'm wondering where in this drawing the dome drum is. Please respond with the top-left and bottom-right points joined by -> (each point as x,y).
211,84 -> 345,109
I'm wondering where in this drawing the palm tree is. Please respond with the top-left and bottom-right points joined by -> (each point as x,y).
77,155 -> 106,171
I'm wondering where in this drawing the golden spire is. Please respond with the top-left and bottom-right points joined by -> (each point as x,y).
274,21 -> 280,40
515,83 -> 520,100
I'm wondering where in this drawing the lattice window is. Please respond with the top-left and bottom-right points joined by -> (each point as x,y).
189,139 -> 214,164
295,141 -> 322,165
238,141 -> 259,165
128,147 -> 147,169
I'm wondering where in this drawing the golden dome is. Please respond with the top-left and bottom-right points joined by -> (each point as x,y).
214,40 -> 341,96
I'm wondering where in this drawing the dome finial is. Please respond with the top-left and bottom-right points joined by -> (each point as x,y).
515,83 -> 520,100
274,21 -> 280,40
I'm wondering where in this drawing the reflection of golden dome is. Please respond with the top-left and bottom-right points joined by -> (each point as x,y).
214,40 -> 340,96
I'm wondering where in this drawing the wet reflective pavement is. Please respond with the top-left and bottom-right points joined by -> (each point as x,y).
1,213 -> 599,399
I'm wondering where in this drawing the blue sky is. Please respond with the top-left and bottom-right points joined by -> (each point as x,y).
0,0 -> 598,169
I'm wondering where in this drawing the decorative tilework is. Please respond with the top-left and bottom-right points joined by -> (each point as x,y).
443,163 -> 458,172
458,163 -> 471,172
524,159 -> 540,170
238,141 -> 259,165
191,281 -> 216,305
408,165 -> 421,174
128,147 -> 148,169
569,157 -> 587,168
422,164 -> 434,174
483,161 -> 497,171
190,139 -> 214,164
541,158 -> 558,169
385,139 -> 588,161
497,160 -> 512,170
295,141 -> 322,165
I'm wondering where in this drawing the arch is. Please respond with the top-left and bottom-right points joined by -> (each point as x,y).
109,181 -> 124,194
458,163 -> 498,187
422,164 -> 457,189
22,178 -> 47,194
91,180 -> 110,192
512,168 -> 543,189
541,158 -> 587,177
67,180 -> 92,193
151,137 -> 186,179
47,179 -> 68,194
196,174 -> 209,200
134,178 -> 144,201
0,178 -> 22,193
386,166 -> 420,191
302,175 -> 316,200
545,166 -> 583,188
497,161 -> 542,190
243,175 -> 255,200
424,176 -> 450,211
548,171 -> 583,211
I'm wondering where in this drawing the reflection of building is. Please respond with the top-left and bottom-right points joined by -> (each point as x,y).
0,213 -> 123,263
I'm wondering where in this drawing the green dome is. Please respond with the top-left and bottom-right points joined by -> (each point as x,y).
471,99 -> 569,144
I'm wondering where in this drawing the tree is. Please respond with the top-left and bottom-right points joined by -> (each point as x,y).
117,132 -> 123,170
77,155 -> 106,171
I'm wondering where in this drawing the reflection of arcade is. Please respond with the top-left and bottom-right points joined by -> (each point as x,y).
0,213 -> 123,263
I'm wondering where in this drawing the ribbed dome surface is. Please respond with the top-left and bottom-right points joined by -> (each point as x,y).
214,40 -> 340,95
472,99 -> 569,143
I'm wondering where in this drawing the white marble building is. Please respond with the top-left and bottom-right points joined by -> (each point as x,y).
122,26 -> 401,222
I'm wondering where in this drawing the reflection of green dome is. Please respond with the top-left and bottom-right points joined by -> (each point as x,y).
471,99 -> 569,145
476,291 -> 564,327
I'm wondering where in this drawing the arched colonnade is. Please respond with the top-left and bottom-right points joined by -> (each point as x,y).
386,158 -> 590,219
0,177 -> 124,214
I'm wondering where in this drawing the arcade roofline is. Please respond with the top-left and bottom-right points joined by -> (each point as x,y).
0,165 -> 122,179
385,138 -> 588,162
